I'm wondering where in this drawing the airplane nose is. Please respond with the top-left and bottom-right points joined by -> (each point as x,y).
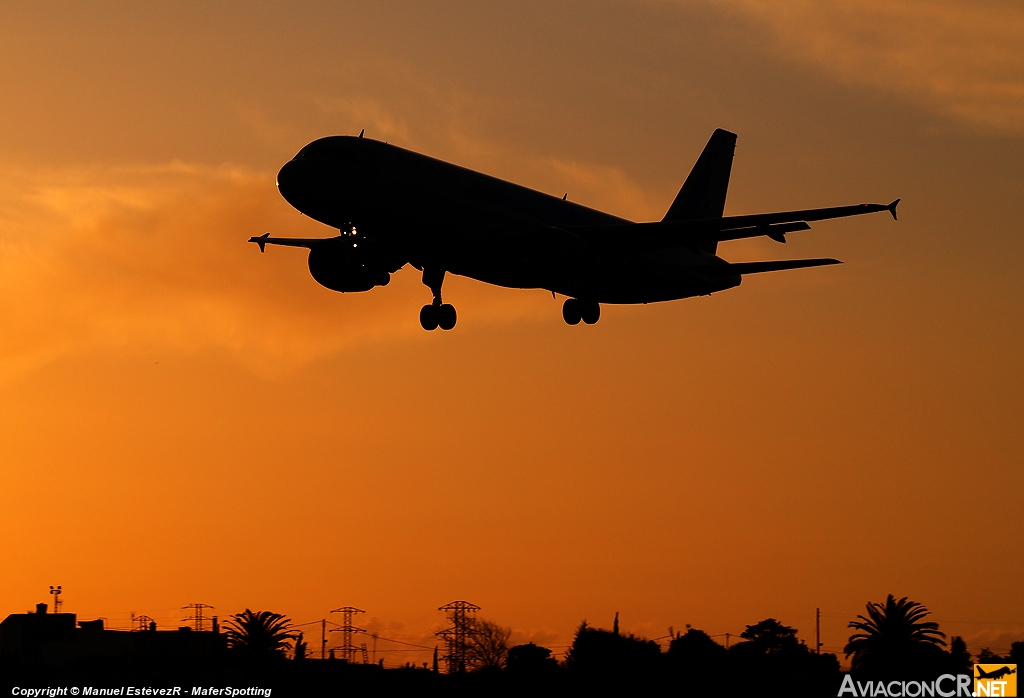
276,146 -> 350,218
276,159 -> 303,206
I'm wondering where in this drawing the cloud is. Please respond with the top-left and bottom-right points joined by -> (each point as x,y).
0,98 -> 662,385
0,162 -> 439,381
712,0 -> 1024,133
1,153 -> 632,382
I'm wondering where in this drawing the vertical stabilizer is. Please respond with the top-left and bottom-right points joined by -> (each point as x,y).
663,129 -> 737,253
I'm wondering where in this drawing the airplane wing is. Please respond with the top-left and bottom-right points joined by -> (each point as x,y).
568,199 -> 898,251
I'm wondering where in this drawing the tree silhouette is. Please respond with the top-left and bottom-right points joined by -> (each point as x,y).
1012,641 -> 1024,667
845,595 -> 946,676
669,626 -> 728,666
978,648 -> 1007,663
467,618 -> 512,671
564,619 -> 662,683
507,643 -> 559,674
224,609 -> 295,660
739,618 -> 802,655
728,618 -> 841,696
293,631 -> 307,661
667,627 -> 728,693
948,636 -> 972,674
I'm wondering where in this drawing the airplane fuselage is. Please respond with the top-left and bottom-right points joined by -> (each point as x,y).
256,129 -> 896,330
275,136 -> 739,303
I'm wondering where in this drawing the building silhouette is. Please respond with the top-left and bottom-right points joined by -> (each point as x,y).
0,601 -> 226,666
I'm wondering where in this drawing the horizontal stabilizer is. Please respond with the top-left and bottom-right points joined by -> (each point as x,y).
696,258 -> 842,275
722,202 -> 893,228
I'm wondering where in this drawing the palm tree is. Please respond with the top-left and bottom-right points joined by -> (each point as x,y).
224,609 -> 296,659
845,595 -> 946,675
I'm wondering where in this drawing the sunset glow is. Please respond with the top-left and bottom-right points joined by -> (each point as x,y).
0,1 -> 1021,666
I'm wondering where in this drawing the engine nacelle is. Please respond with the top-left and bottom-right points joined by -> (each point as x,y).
307,240 -> 392,293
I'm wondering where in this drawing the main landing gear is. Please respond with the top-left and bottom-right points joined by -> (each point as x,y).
420,267 -> 457,331
562,298 -> 600,325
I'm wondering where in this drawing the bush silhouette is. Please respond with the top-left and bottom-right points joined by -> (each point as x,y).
506,643 -> 559,675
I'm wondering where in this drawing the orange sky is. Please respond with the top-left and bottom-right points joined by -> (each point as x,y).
0,1 -> 1022,664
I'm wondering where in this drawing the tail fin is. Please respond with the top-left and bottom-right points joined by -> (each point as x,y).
663,129 -> 737,253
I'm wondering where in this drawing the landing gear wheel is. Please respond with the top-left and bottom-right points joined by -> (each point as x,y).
562,299 -> 581,325
420,304 -> 439,331
438,303 -> 457,330
420,268 -> 456,331
581,301 -> 600,325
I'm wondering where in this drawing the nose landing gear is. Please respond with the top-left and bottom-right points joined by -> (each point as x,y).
562,298 -> 600,325
420,268 -> 457,331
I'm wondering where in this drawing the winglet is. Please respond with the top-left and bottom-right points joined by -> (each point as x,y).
359,129 -> 364,138
249,232 -> 270,253
887,198 -> 900,221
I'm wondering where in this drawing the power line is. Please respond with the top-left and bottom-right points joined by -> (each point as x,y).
371,634 -> 436,650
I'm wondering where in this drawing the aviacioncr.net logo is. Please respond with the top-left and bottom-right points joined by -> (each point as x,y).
839,674 -> 973,697
975,664 -> 1017,697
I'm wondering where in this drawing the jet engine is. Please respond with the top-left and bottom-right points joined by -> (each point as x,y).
307,237 -> 400,293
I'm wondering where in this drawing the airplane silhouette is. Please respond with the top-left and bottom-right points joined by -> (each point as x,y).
251,129 -> 898,330
977,666 -> 1017,680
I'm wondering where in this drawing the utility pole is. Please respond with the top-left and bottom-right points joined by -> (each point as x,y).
321,618 -> 327,660
816,608 -> 821,655
330,606 -> 366,663
182,603 -> 214,631
436,601 -> 480,674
